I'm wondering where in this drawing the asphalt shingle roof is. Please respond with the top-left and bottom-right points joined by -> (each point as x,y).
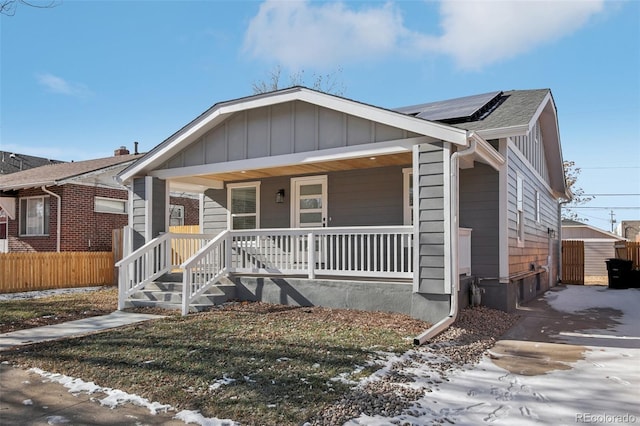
0,154 -> 143,191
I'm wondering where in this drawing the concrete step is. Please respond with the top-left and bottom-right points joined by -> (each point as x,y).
127,282 -> 237,313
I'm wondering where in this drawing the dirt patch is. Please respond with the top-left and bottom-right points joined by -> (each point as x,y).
489,340 -> 586,375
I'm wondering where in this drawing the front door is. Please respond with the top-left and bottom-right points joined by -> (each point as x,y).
291,175 -> 327,228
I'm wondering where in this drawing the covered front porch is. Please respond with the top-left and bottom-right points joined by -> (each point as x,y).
117,223 -> 472,316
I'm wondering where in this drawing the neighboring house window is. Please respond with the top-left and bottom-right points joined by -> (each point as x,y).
535,191 -> 540,223
95,197 -> 127,214
227,182 -> 260,230
169,204 -> 185,226
516,174 -> 524,246
20,196 -> 50,236
403,168 -> 413,226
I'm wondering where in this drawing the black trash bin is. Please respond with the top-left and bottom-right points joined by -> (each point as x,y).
605,259 -> 633,289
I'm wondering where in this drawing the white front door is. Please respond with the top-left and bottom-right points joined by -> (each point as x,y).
291,175 -> 327,228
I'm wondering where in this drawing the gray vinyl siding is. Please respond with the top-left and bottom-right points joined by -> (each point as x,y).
328,167 -> 406,226
131,177 -> 146,248
507,148 -> 560,275
201,189 -> 227,235
150,178 -> 166,238
416,143 -> 448,294
459,163 -> 499,278
161,100 -> 420,169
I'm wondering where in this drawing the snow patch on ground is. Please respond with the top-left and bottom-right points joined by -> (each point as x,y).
0,287 -> 105,301
30,368 -> 238,425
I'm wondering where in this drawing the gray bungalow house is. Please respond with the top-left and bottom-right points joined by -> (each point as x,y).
116,87 -> 569,340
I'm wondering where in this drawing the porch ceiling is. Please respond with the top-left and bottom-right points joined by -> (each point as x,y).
197,152 -> 412,182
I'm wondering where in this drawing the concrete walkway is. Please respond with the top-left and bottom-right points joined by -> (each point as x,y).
0,310 -> 183,425
0,311 -> 165,351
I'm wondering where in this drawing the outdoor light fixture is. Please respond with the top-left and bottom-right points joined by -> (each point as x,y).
547,228 -> 556,238
276,189 -> 285,203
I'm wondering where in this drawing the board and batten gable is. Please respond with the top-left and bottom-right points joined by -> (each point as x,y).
160,100 -> 421,170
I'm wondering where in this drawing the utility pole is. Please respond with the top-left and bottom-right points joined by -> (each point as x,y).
610,210 -> 616,232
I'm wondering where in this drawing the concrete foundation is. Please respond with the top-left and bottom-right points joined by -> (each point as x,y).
478,271 -> 552,312
230,275 -> 414,315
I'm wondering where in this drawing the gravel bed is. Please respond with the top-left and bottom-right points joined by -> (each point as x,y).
307,306 -> 519,425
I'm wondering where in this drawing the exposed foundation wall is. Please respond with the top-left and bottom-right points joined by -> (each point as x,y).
230,276 -> 414,315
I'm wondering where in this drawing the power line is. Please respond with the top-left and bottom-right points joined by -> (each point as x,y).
582,194 -> 640,196
563,206 -> 640,209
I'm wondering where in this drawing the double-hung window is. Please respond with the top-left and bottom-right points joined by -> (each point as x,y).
227,182 -> 260,230
20,196 -> 50,236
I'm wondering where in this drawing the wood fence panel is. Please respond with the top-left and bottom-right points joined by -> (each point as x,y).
0,252 -> 114,294
169,225 -> 200,234
562,240 -> 584,285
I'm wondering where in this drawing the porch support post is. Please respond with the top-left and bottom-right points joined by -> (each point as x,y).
307,232 -> 315,279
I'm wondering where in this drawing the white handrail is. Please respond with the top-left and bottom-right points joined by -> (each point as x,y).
117,232 -> 214,310
181,231 -> 230,315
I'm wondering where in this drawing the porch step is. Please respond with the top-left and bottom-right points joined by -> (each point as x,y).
125,275 -> 237,313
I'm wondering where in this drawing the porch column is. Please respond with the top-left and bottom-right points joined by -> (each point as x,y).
130,176 -> 167,250
411,142 -> 453,323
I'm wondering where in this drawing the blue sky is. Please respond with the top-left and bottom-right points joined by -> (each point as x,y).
1,0 -> 639,232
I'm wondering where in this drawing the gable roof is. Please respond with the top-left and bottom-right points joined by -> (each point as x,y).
0,151 -> 64,175
561,219 -> 624,240
0,154 -> 143,192
118,86 -> 471,183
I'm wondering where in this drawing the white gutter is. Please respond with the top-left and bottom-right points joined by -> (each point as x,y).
41,186 -> 61,252
414,137 -> 478,345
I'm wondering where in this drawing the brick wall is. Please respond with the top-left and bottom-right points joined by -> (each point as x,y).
170,195 -> 200,226
8,184 -> 128,252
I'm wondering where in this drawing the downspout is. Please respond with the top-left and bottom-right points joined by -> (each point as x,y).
41,186 -> 61,252
414,137 -> 478,345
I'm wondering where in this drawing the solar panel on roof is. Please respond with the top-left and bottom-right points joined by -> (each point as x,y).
395,91 -> 503,122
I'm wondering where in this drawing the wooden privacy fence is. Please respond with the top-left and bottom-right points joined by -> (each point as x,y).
0,252 -> 114,293
615,241 -> 640,269
562,240 -> 585,285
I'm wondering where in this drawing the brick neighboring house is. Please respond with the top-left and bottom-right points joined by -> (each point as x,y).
0,148 -> 200,253
0,149 -> 143,252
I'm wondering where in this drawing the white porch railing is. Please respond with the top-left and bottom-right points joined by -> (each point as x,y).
116,232 -> 215,310
179,226 -> 414,315
118,225 -> 472,315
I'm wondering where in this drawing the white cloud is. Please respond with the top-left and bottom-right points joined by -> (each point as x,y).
36,73 -> 92,98
427,0 -> 606,70
243,0 -> 605,70
243,0 -> 418,69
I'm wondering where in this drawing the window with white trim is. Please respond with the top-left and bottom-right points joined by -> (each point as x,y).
227,182 -> 260,230
169,204 -> 185,226
95,197 -> 127,214
535,190 -> 540,223
516,174 -> 524,246
402,168 -> 413,225
20,196 -> 50,236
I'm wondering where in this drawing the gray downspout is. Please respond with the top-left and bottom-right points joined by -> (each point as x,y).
41,186 -> 61,252
414,138 -> 478,345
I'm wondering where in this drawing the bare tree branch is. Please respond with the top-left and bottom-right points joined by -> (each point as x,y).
252,66 -> 346,96
1,0 -> 59,16
562,160 -> 594,222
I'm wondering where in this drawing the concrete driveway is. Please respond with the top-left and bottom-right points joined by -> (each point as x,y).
346,284 -> 640,425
